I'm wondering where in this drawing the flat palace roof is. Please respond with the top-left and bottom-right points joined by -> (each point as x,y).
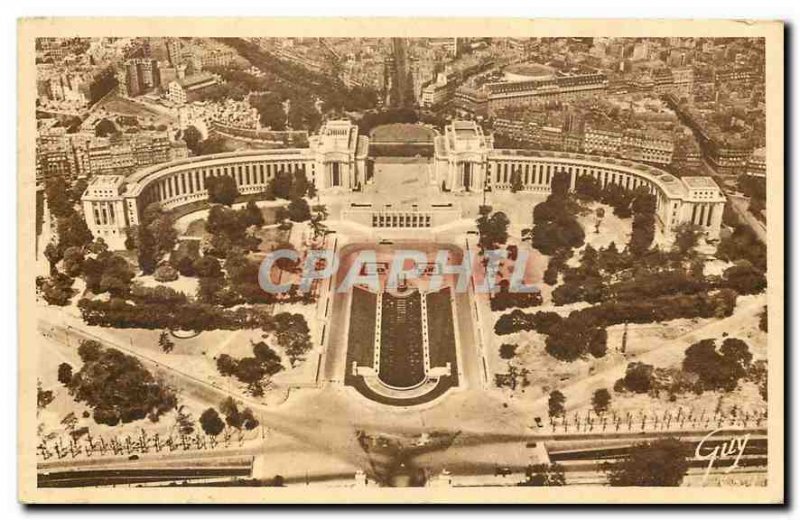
504,63 -> 555,78
454,128 -> 478,139
682,176 -> 719,188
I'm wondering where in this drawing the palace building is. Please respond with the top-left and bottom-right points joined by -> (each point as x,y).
81,120 -> 368,249
82,119 -> 724,250
433,121 -> 726,240
457,65 -> 608,115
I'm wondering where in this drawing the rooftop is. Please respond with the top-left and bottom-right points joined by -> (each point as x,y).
504,63 -> 556,81
446,121 -> 490,153
125,148 -> 308,186
488,148 -> 720,199
88,175 -> 125,189
83,175 -> 125,198
178,72 -> 217,89
682,176 -> 719,188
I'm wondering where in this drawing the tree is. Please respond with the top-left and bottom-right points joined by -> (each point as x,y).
759,306 -> 768,332
286,197 -> 311,222
628,189 -> 657,256
37,381 -> 54,410
580,244 -> 599,271
307,182 -> 317,200
543,264 -> 559,286
252,341 -> 283,375
216,341 -> 284,394
309,206 -> 329,240
290,171 -> 310,200
545,331 -> 585,362
477,211 -> 510,251
716,224 -> 767,272
199,408 -> 225,436
207,175 -> 239,206
45,176 -> 74,219
620,362 -> 654,393
499,343 -> 517,360
631,188 -> 656,215
43,242 -> 62,274
682,339 -> 722,390
219,397 -> 259,431
38,273 -> 74,306
271,312 -> 312,367
551,282 -> 583,306
205,204 -> 260,256
144,204 -> 178,256
158,331 -> 175,353
234,357 -> 267,394
550,171 -> 571,199
170,241 -> 200,276
548,390 -> 566,418
240,408 -> 259,430
194,255 -> 223,278
124,226 -> 137,250
77,296 -> 273,331
220,397 -> 244,429
605,438 -> 690,486
216,354 -> 238,376
722,261 -> 767,295
592,388 -> 611,415
183,125 -> 203,153
137,224 -> 158,275
57,213 -> 93,252
284,335 -> 312,367
82,251 -> 135,296
749,359 -> 768,402
57,363 -> 73,386
62,246 -> 85,277
223,248 -> 269,304
271,171 -> 294,200
243,200 -> 265,228
94,118 -> 118,137
252,93 -> 287,130
197,275 -> 226,304
175,405 -> 195,435
99,257 -> 135,296
77,340 -> 103,362
629,212 -> 655,256
69,341 -> 177,425
510,168 -> 524,193
682,338 -> 751,392
683,339 -> 726,390
720,337 -> 753,373
530,216 -> 584,255
587,328 -> 608,358
674,223 -> 703,255
575,174 -> 602,201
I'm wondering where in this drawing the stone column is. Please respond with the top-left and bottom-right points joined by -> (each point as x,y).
709,201 -> 724,240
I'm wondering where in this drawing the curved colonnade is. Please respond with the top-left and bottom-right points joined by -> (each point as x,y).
486,150 -> 726,235
435,121 -> 726,238
127,149 -> 313,219
82,120 -> 726,251
82,120 -> 368,249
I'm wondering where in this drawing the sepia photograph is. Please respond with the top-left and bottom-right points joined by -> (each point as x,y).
16,17 -> 784,504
